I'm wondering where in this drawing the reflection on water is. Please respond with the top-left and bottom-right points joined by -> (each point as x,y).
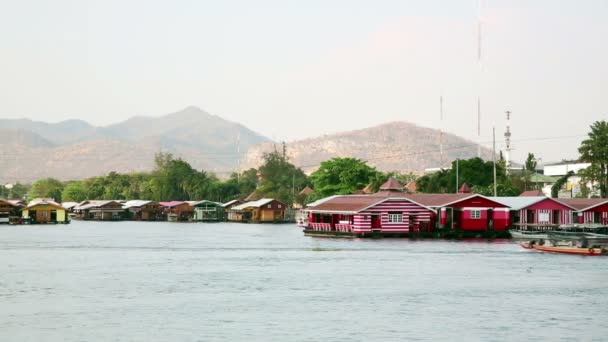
1,221 -> 607,341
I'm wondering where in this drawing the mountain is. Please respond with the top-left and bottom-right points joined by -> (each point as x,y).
0,107 -> 269,183
239,122 -> 493,174
0,109 -> 491,184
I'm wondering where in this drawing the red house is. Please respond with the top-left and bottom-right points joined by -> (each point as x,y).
304,195 -> 436,236
404,193 -> 510,231
490,196 -> 576,229
557,198 -> 608,225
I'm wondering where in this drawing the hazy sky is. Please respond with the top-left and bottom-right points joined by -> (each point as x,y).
1,0 -> 607,163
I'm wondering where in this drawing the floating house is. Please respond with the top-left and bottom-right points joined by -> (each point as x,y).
192,200 -> 225,222
0,199 -> 24,224
159,201 -> 193,221
557,198 -> 608,225
74,200 -> 126,220
489,196 -> 576,229
223,199 -> 244,221
123,200 -> 162,221
404,193 -> 510,231
228,198 -> 287,223
22,198 -> 69,224
304,195 -> 435,236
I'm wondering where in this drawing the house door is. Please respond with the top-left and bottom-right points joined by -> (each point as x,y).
526,210 -> 535,225
371,214 -> 381,229
487,209 -> 494,230
552,210 -> 560,225
51,211 -> 57,222
594,212 -> 601,223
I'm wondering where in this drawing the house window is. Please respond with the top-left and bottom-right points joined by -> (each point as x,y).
278,204 -> 282,208
268,204 -> 272,208
470,210 -> 481,219
388,212 -> 403,223
41,211 -> 48,218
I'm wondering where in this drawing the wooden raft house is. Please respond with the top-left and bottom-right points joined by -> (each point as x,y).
159,201 -> 193,221
0,199 -> 24,224
123,200 -> 162,221
228,198 -> 287,223
192,200 -> 225,222
223,199 -> 244,221
22,198 -> 69,224
74,200 -> 126,221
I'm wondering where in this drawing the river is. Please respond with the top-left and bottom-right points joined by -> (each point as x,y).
1,221 -> 607,341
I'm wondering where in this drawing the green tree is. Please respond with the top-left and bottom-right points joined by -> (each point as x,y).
579,120 -> 608,198
416,158 -> 511,194
309,157 -> 380,200
28,178 -> 64,202
257,151 -> 308,205
61,181 -> 88,202
551,171 -> 574,198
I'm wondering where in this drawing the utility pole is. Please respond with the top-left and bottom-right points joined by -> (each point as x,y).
456,159 -> 459,193
493,126 -> 497,196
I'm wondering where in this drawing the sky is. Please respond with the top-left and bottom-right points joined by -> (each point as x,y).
1,0 -> 607,163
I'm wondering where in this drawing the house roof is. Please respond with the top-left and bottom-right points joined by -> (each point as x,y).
487,196 -> 550,211
222,199 -> 243,207
523,174 -> 559,183
191,200 -> 223,207
26,198 -> 64,210
123,200 -> 155,209
75,200 -> 122,210
458,182 -> 471,194
159,201 -> 187,208
0,199 -> 25,207
556,198 -> 608,211
231,198 -> 283,210
244,190 -> 261,201
61,202 -> 80,209
299,186 -> 314,196
405,181 -> 417,193
379,178 -> 403,191
305,195 -> 433,213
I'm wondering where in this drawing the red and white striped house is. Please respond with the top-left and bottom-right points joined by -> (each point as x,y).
557,198 -> 608,225
305,195 -> 435,236
303,178 -> 435,236
489,196 -> 576,229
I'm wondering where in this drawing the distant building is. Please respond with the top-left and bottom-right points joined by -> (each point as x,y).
542,161 -> 594,198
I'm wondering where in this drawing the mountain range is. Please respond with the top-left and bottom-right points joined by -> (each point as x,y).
0,107 -> 490,183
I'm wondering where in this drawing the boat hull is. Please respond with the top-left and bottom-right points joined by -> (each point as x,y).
520,243 -> 603,256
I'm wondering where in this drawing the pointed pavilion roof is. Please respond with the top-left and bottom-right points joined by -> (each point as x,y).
379,178 -> 404,191
458,182 -> 471,194
299,186 -> 314,196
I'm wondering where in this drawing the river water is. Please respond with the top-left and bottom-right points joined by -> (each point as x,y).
1,221 -> 607,341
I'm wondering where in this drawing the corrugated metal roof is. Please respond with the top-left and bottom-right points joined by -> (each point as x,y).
306,195 -> 387,213
75,200 -> 122,210
159,201 -> 187,208
222,199 -> 243,207
556,198 -> 608,211
26,199 -> 63,210
123,200 -> 154,209
231,198 -> 279,210
61,202 -> 80,209
487,196 -> 544,210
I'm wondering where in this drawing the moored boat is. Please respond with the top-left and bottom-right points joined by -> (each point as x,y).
520,242 -> 604,256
